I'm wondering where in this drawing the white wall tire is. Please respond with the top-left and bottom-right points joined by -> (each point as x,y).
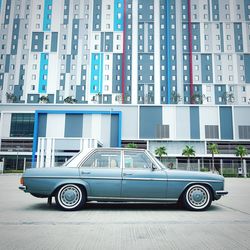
55,184 -> 85,211
183,184 -> 212,211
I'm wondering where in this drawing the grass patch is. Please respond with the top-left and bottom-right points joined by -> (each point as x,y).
2,170 -> 24,174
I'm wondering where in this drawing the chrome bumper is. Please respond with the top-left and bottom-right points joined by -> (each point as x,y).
216,190 -> 228,196
19,186 -> 26,191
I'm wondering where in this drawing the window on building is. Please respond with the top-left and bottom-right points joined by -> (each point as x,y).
205,125 -> 219,139
10,114 -> 34,137
239,126 -> 250,139
156,125 -> 169,139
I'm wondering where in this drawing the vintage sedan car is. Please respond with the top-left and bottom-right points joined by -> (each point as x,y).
19,148 -> 228,211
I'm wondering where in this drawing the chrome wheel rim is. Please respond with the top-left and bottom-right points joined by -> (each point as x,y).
58,184 -> 82,209
186,185 -> 210,210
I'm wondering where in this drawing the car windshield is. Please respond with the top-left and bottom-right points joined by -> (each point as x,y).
63,149 -> 92,168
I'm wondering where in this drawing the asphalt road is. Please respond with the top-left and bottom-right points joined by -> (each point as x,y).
0,175 -> 250,250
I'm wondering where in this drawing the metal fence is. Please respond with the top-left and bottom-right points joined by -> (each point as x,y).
161,158 -> 250,177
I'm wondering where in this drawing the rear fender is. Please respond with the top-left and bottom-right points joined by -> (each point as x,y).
50,179 -> 90,197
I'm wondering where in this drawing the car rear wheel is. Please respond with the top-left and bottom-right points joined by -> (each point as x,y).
183,184 -> 212,211
55,184 -> 86,211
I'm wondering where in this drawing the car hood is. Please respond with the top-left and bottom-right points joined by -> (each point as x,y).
23,167 -> 79,178
166,169 -> 224,182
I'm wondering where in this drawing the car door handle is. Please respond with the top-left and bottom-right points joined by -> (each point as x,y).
81,171 -> 91,175
123,173 -> 133,176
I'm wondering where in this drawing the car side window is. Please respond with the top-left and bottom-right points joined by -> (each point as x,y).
124,151 -> 152,169
81,151 -> 121,169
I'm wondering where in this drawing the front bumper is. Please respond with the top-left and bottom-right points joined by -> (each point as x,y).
19,186 -> 27,191
215,190 -> 228,196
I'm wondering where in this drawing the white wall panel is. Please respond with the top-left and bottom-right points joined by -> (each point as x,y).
46,114 -> 65,137
82,114 -> 92,138
199,106 -> 219,139
162,106 -> 176,139
176,107 -> 190,139
1,113 -> 11,137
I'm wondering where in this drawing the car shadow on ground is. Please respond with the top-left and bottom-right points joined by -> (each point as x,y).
25,200 -> 224,212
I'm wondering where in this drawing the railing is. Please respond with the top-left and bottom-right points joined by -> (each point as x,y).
0,139 -> 33,152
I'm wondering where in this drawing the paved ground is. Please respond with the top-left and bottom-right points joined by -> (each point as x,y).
0,175 -> 250,250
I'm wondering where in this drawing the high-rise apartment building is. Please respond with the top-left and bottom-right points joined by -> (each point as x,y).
0,0 -> 250,172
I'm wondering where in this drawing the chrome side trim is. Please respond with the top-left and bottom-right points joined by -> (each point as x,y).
216,190 -> 228,196
168,179 -> 223,183
24,176 -> 80,179
87,196 -> 178,202
24,176 -> 222,183
80,176 -> 122,180
122,178 -> 167,181
24,176 -> 167,181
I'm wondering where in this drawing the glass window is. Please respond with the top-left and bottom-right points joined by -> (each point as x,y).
10,114 -> 34,137
82,151 -> 121,168
124,151 -> 152,169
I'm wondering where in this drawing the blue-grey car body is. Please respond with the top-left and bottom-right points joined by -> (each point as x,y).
19,148 -> 227,210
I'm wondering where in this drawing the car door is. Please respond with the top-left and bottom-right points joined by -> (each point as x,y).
79,149 -> 122,198
121,150 -> 168,199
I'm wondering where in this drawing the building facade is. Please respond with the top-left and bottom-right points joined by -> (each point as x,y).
0,0 -> 250,173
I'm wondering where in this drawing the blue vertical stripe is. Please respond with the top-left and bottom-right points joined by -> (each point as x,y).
190,107 -> 200,139
32,111 -> 39,167
139,106 -> 163,139
91,53 -> 103,94
166,0 -> 171,104
212,0 -> 219,21
39,53 -> 49,93
4,0 -> 11,24
114,0 -> 124,31
0,0 -> 2,12
244,0 -> 250,21
220,107 -> 233,139
99,53 -> 103,93
244,55 -> 250,83
43,0 -> 52,31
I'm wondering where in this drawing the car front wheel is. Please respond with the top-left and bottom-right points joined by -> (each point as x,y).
183,184 -> 212,211
55,184 -> 85,211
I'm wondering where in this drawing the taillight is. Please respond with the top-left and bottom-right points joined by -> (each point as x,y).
20,177 -> 24,185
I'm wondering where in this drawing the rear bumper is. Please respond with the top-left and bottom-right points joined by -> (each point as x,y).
215,190 -> 228,196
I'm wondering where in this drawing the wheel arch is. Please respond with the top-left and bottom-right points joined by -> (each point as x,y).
178,182 -> 215,202
51,180 -> 89,198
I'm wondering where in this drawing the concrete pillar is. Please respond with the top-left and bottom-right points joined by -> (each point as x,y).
243,159 -> 247,178
220,159 -> 223,175
23,157 -> 26,172
40,138 -> 45,168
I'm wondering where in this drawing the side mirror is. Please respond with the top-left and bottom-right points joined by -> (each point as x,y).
151,164 -> 158,171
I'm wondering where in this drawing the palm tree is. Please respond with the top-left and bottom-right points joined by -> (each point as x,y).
235,145 -> 248,177
182,145 -> 195,170
155,146 -> 167,162
6,92 -> 17,103
208,143 -> 219,173
126,143 -> 137,148
39,95 -> 49,103
64,96 -> 77,104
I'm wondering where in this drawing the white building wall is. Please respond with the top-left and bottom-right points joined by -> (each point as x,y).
46,114 -> 65,137
199,106 -> 219,139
